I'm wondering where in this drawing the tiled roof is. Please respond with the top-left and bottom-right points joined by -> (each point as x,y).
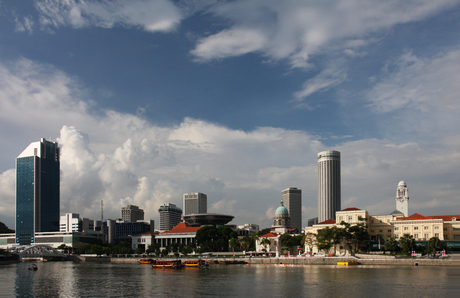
260,232 -> 279,238
340,207 -> 362,211
317,219 -> 336,225
162,222 -> 201,234
396,213 -> 460,221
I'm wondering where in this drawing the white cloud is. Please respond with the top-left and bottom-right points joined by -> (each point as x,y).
1,57 -> 460,231
365,50 -> 460,140
293,61 -> 348,100
191,0 -> 458,68
34,0 -> 184,32
15,16 -> 34,34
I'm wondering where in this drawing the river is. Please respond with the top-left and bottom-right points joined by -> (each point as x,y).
1,262 -> 459,297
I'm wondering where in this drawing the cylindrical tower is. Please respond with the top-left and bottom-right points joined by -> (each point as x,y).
318,150 -> 341,222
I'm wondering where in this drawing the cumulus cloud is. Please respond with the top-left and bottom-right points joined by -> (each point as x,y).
34,0 -> 184,32
1,57 -> 460,231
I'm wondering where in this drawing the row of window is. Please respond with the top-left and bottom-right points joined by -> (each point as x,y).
394,226 -> 440,231
394,233 -> 440,240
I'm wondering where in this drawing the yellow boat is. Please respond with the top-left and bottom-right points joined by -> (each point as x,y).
337,261 -> 358,266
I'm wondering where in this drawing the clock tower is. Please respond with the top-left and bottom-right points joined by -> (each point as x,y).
395,181 -> 409,217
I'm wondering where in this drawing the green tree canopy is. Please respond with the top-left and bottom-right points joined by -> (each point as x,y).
399,234 -> 416,255
384,237 -> 398,254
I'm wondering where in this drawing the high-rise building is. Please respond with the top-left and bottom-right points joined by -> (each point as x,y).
158,203 -> 183,231
183,193 -> 207,215
395,181 -> 409,217
121,205 -> 144,222
317,150 -> 341,222
282,187 -> 302,232
16,138 -> 60,245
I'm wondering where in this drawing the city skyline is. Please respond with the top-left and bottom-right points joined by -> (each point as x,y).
1,1 -> 460,229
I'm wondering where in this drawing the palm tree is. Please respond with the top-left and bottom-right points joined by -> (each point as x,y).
260,238 -> 271,252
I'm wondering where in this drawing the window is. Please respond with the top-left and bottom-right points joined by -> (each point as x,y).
414,227 -> 419,230
339,216 -> 343,221
348,216 -> 353,221
395,227 -> 399,231
444,228 -> 448,231
435,233 -> 439,237
395,235 -> 400,239
404,227 -> 408,231
435,226 -> 440,230
424,234 -> 429,239
414,234 -> 419,239
371,220 -> 374,223
424,226 -> 429,230
371,230 -> 374,233
388,229 -> 391,233
379,230 -> 383,233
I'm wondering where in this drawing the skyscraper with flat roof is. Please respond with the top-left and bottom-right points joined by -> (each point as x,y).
16,138 -> 60,245
183,193 -> 207,215
282,187 -> 302,232
158,203 -> 183,231
317,150 -> 341,222
121,205 -> 144,222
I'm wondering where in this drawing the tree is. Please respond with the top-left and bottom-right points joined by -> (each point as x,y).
425,237 -> 441,258
303,232 -> 317,254
399,234 -> 415,256
260,238 -> 271,252
0,221 -> 14,233
316,227 -> 335,253
384,237 -> 398,254
340,217 -> 370,255
229,237 -> 240,252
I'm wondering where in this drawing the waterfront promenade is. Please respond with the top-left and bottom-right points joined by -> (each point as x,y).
75,254 -> 458,266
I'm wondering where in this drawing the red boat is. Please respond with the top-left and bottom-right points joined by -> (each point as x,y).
138,258 -> 154,264
152,259 -> 183,269
183,259 -> 208,268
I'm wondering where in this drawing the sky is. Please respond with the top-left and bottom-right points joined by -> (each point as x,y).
1,0 -> 460,230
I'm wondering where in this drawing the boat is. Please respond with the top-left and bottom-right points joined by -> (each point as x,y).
183,259 -> 208,268
28,264 -> 38,271
152,260 -> 183,269
138,258 -> 154,264
337,261 -> 358,266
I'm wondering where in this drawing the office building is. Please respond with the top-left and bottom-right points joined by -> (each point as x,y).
121,205 -> 144,222
317,150 -> 341,222
158,203 -> 183,231
282,187 -> 302,232
183,193 -> 207,215
16,138 -> 60,245
60,213 -> 102,233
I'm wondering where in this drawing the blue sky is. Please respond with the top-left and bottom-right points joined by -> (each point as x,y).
1,0 -> 460,230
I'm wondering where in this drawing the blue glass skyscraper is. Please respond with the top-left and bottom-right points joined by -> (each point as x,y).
16,138 -> 60,245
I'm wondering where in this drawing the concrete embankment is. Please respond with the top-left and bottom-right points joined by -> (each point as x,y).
72,255 -> 457,266
246,256 -> 454,266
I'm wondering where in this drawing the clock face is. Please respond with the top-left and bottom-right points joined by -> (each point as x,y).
399,198 -> 405,202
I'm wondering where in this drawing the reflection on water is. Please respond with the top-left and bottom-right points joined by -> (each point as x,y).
0,262 -> 459,297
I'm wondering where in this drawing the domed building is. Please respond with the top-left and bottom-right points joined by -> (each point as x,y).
273,201 -> 290,229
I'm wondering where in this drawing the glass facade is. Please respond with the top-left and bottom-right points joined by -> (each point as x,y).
16,139 -> 60,245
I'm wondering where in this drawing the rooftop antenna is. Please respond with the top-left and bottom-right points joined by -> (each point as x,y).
101,200 -> 104,223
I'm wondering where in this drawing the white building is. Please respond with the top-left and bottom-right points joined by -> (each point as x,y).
318,150 -> 341,222
183,193 -> 207,215
158,203 -> 182,232
395,181 -> 409,217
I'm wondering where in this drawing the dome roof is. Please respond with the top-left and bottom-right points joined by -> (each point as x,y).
275,201 -> 289,215
398,181 -> 406,187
